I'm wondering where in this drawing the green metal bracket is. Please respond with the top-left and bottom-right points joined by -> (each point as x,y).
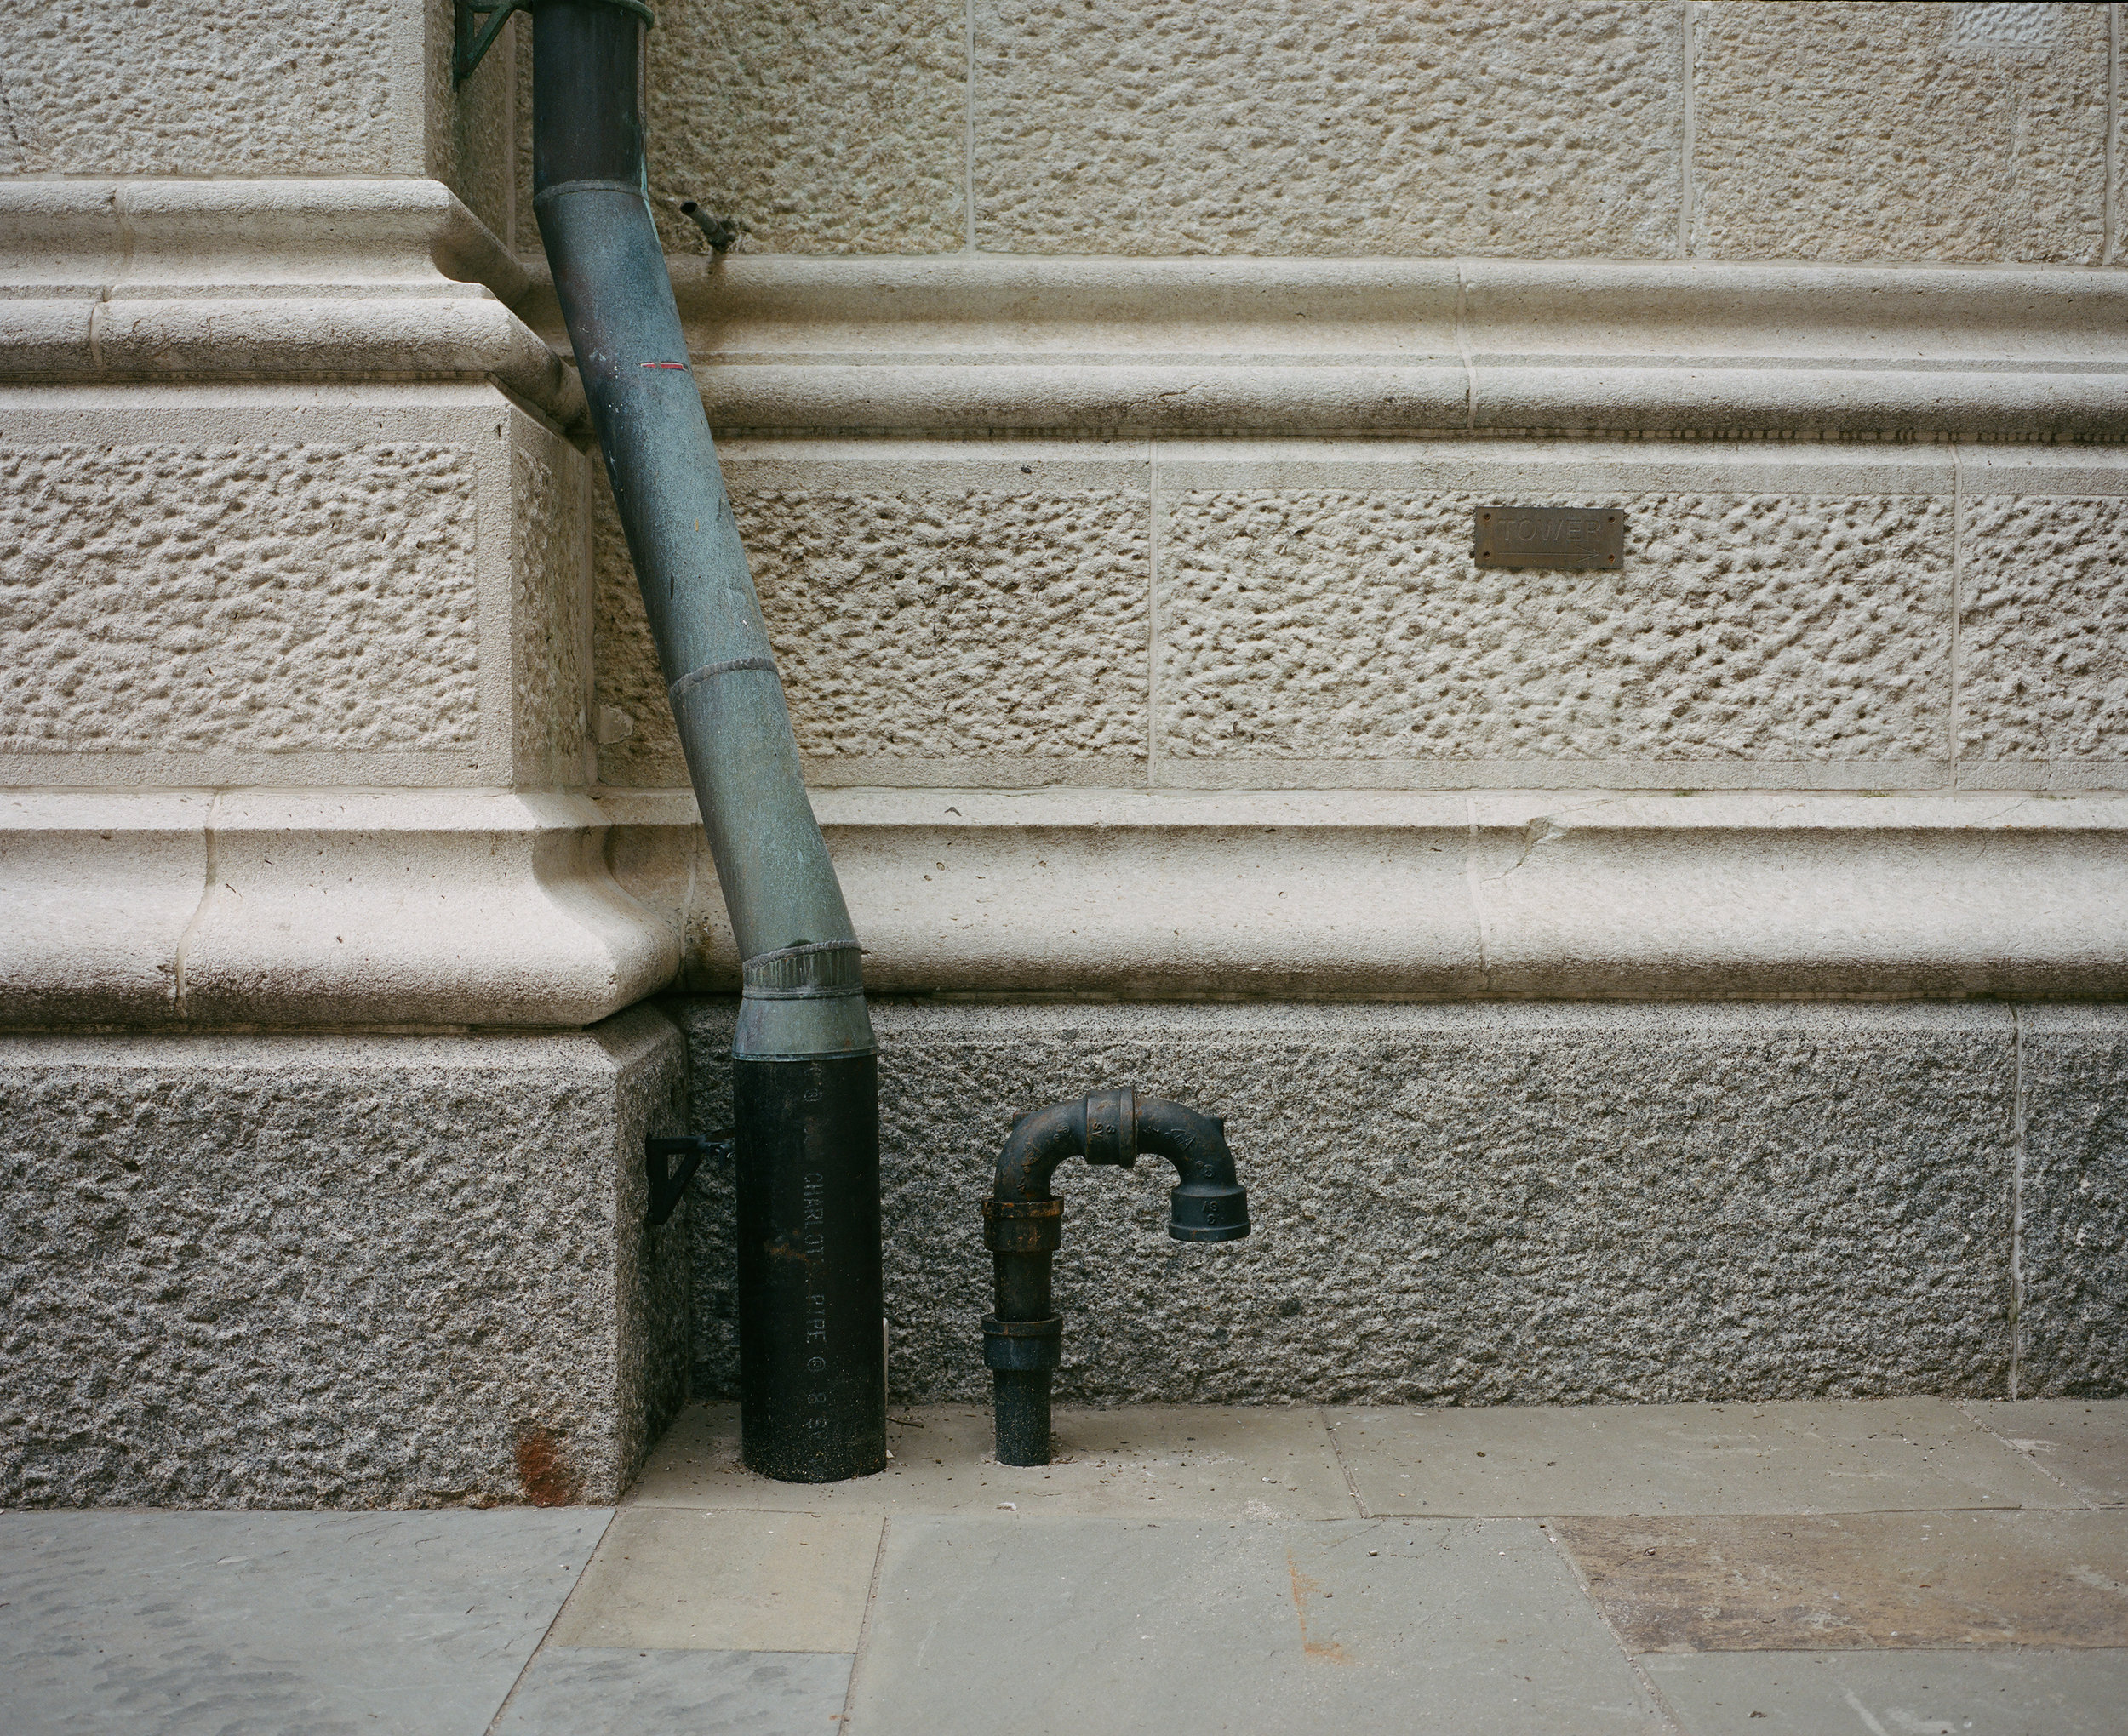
455,0 -> 654,87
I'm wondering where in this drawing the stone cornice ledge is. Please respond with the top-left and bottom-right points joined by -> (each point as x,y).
520,254 -> 2128,439
0,790 -> 677,1031
0,180 -> 581,422
599,788 -> 2128,1001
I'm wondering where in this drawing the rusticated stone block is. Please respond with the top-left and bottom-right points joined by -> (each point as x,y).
0,0 -> 405,176
512,436 -> 591,787
1693,2 -> 2108,264
2016,1008 -> 2128,1397
1156,490 -> 1950,768
0,443 -> 480,756
1957,495 -> 2128,767
678,1001 -> 2022,1407
974,0 -> 1683,256
0,1009 -> 689,1508
594,477 -> 1150,786
646,0 -> 967,254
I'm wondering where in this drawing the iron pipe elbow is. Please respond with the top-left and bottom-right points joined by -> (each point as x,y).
1136,1097 -> 1250,1242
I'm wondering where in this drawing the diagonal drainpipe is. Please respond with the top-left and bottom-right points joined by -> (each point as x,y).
529,0 -> 883,1482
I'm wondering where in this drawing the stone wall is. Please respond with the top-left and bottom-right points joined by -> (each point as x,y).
636,0 -> 2116,264
676,999 -> 2125,1408
1,0 -> 2125,1499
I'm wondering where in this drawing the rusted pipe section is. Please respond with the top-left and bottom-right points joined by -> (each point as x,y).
981,1088 -> 1250,1465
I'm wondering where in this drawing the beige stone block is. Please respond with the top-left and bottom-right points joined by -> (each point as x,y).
1958,494 -> 2128,777
0,0 -> 422,178
0,441 -> 480,751
644,0 -> 967,255
1330,1397 -> 2072,1518
594,448 -> 1151,788
1693,1 -> 2109,264
0,385 -> 589,791
1154,488 -> 1951,776
423,0 -> 517,243
629,1402 -> 1357,1520
550,1509 -> 883,1652
973,0 -> 1684,256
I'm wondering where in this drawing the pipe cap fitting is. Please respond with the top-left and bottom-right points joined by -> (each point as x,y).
1169,1180 -> 1250,1243
981,1314 -> 1063,1373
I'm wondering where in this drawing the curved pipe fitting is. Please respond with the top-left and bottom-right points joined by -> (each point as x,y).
982,1087 -> 1250,1465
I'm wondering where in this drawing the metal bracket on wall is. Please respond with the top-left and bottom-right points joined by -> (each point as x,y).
645,1131 -> 730,1227
455,0 -> 655,86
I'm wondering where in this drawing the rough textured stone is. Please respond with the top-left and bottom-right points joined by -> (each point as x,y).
512,432 -> 590,787
2016,1008 -> 2128,1398
595,476 -> 1150,786
678,1001 -> 2020,1408
1958,495 -> 2128,768
0,0 -> 408,176
1156,491 -> 1950,767
427,0 -> 517,243
646,0 -> 967,255
0,1009 -> 689,1508
1693,2 -> 2109,264
0,443 -> 480,757
973,0 -> 1683,256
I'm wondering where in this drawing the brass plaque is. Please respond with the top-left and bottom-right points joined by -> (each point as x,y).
1473,505 -> 1624,571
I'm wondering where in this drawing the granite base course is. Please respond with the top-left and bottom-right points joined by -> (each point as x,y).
677,1000 -> 2037,1409
0,1008 -> 688,1508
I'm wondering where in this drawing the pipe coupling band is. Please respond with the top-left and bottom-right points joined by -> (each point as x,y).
982,1314 -> 1062,1373
982,1197 -> 1063,1253
742,940 -> 866,1001
1083,1087 -> 1137,1168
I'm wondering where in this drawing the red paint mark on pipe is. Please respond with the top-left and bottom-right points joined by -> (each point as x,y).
640,362 -> 688,369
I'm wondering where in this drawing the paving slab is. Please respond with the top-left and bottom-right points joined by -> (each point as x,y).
1645,1648 -> 2128,1736
630,1402 -> 1354,1519
844,1516 -> 1666,1735
1966,1399 -> 2128,1506
0,1508 -> 608,1736
492,1647 -> 854,1735
1554,1510 -> 2128,1653
1329,1399 -> 2071,1517
548,1508 -> 882,1653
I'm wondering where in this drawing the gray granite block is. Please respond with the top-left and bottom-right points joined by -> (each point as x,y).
678,1000 -> 2020,1406
2016,1008 -> 2128,1396
0,1508 -> 609,1736
494,1648 -> 853,1736
0,1009 -> 689,1508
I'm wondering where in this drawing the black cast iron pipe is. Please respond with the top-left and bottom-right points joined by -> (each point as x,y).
982,1088 -> 1250,1465
529,0 -> 883,1483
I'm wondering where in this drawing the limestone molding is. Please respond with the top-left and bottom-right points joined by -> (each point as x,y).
0,790 -> 677,1032
0,180 -> 576,420
604,787 -> 2128,1004
529,254 -> 2128,438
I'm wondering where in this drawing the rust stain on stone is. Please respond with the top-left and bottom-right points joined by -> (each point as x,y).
516,1426 -> 584,1507
1285,1548 -> 1353,1664
1555,1511 -> 2128,1653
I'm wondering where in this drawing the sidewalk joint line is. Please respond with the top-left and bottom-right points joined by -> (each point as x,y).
481,1507 -> 617,1736
837,1511 -> 894,1730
